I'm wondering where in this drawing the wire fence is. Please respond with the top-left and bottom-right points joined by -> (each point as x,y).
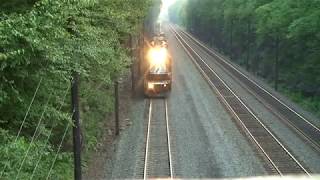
30,85 -> 70,180
0,77 -> 74,180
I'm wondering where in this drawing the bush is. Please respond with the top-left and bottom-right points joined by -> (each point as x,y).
0,0 -> 152,179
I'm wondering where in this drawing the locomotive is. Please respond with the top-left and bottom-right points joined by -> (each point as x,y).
142,34 -> 172,97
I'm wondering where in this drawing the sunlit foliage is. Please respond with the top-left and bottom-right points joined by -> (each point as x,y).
0,0 -> 152,179
170,0 -> 320,117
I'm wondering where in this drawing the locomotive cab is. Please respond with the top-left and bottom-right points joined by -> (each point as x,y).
144,45 -> 172,97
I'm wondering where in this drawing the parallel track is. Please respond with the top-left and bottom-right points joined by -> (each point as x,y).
170,25 -> 311,176
175,25 -> 320,152
144,99 -> 173,179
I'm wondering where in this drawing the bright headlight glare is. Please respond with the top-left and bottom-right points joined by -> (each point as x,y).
148,48 -> 167,65
148,82 -> 154,89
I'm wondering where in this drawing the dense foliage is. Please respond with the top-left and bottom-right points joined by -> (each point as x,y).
0,0 -> 152,179
170,0 -> 320,117
144,0 -> 162,37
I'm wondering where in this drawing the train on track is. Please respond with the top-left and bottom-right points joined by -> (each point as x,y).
141,33 -> 172,97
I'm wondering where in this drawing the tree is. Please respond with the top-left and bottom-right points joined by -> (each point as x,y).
177,0 -> 320,116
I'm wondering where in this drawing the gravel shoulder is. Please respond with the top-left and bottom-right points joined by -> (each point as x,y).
99,24 -> 304,179
84,24 -> 319,179
188,35 -> 320,173
83,72 -> 134,180
166,25 -> 267,178
105,96 -> 147,179
209,47 -> 320,128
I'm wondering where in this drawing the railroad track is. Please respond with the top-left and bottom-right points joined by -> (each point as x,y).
175,25 -> 320,152
143,99 -> 173,179
170,25 -> 311,176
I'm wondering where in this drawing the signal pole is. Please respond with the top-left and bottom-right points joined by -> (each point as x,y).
114,80 -> 120,136
68,17 -> 82,180
71,72 -> 82,180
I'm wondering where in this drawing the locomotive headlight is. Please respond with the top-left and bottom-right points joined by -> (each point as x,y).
149,48 -> 167,66
148,82 -> 154,89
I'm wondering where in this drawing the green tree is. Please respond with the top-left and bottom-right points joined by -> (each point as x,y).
173,0 -> 320,117
0,0 -> 154,179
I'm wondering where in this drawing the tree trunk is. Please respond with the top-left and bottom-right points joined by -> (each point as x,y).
230,19 -> 234,59
246,19 -> 251,71
274,35 -> 280,90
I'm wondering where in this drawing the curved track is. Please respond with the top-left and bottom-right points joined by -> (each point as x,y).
170,25 -> 311,176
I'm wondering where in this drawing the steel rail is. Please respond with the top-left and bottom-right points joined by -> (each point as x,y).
177,28 -> 320,152
143,99 -> 153,180
170,25 -> 310,176
165,99 -> 174,179
143,99 -> 173,179
176,26 -> 320,150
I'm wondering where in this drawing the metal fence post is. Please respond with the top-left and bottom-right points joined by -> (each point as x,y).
114,80 -> 120,135
71,71 -> 82,180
